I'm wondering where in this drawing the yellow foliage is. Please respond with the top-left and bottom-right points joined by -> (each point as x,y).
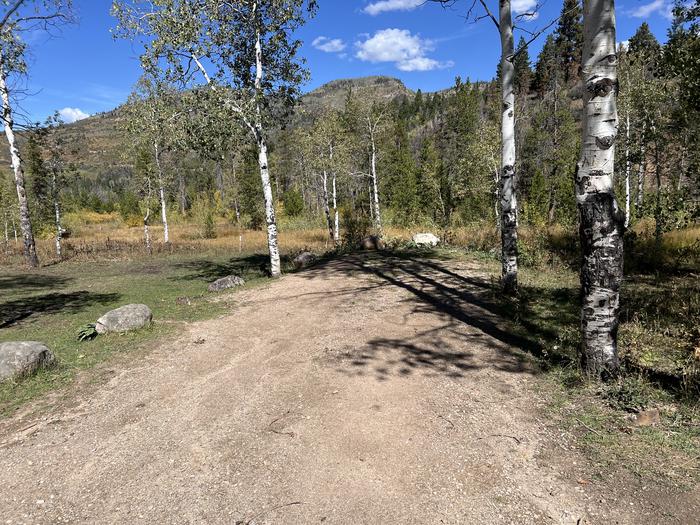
64,211 -> 120,226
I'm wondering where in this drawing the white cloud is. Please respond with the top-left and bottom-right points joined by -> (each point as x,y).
355,28 -> 452,72
629,0 -> 673,19
312,36 -> 347,53
363,0 -> 423,16
618,40 -> 630,50
512,0 -> 539,20
398,57 -> 454,71
356,29 -> 426,63
58,107 -> 90,123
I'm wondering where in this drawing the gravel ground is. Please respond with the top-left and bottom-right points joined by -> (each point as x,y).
0,253 -> 696,524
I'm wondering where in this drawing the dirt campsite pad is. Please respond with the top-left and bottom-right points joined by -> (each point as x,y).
0,253 -> 697,523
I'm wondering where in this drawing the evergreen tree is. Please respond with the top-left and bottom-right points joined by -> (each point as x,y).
532,34 -> 558,96
628,21 -> 662,58
665,2 -> 700,112
417,139 -> 446,224
382,117 -> 418,225
26,131 -> 53,230
554,0 -> 583,84
513,36 -> 532,95
665,1 -> 700,197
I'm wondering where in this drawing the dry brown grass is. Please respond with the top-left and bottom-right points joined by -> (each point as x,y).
2,212 -> 698,270
0,216 -> 343,266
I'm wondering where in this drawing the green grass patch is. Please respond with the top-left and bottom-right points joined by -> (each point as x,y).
541,372 -> 700,487
410,247 -> 699,485
0,251 -> 276,417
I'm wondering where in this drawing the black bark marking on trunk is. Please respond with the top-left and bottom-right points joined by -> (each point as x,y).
579,192 -> 625,379
587,77 -> 617,99
595,135 -> 615,149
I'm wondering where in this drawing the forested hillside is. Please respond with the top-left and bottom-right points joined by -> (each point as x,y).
2,8 -> 696,251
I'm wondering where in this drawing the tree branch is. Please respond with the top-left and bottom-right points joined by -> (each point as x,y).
0,0 -> 25,30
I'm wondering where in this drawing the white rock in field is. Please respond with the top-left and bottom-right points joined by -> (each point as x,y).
95,304 -> 153,334
412,233 -> 440,247
208,275 -> 245,292
0,342 -> 55,382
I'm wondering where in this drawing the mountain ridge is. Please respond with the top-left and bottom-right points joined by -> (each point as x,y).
1,75 -> 434,180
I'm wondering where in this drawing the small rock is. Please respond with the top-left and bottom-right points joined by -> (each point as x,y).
0,342 -> 55,383
634,408 -> 660,427
175,296 -> 191,306
208,275 -> 245,292
293,251 -> 317,269
361,235 -> 385,251
95,304 -> 153,334
412,232 -> 440,247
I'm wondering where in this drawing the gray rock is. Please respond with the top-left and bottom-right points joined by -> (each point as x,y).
361,235 -> 385,251
95,304 -> 153,334
208,275 -> 245,292
0,342 -> 55,382
293,251 -> 317,269
412,233 -> 440,247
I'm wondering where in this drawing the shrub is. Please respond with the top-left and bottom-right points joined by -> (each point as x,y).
202,210 -> 216,239
191,197 -> 217,239
341,207 -> 371,247
282,189 -> 304,217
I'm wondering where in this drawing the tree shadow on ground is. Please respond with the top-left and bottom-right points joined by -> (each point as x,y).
171,254 -> 295,283
0,274 -> 73,293
301,250 -> 579,381
0,291 -> 122,328
300,249 -> 696,392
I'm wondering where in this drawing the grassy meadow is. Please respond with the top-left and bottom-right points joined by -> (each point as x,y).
1,212 -> 698,420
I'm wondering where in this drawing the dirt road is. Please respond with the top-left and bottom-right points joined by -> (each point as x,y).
0,254 -> 695,523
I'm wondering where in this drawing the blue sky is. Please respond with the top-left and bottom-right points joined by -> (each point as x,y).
19,0 -> 675,124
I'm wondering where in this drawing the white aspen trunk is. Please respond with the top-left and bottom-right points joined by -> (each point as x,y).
232,165 -> 242,252
215,158 -> 225,202
368,174 -> 375,223
369,124 -> 382,232
153,141 -> 169,244
624,109 -> 631,228
576,0 -> 624,379
0,61 -> 38,267
499,0 -> 518,293
653,134 -> 662,250
51,169 -> 63,259
548,80 -> 560,225
144,178 -> 153,255
254,19 -> 281,277
178,172 -> 187,215
330,143 -> 339,243
256,133 -> 281,276
678,132 -> 687,191
493,166 -> 500,229
636,120 -> 646,210
3,212 -> 8,252
12,216 -> 17,243
332,173 -> 339,244
322,170 -> 333,242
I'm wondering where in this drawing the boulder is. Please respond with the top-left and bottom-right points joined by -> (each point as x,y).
293,251 -> 317,269
412,232 -> 440,247
0,342 -> 55,382
208,275 -> 245,293
361,235 -> 385,251
95,304 -> 153,334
